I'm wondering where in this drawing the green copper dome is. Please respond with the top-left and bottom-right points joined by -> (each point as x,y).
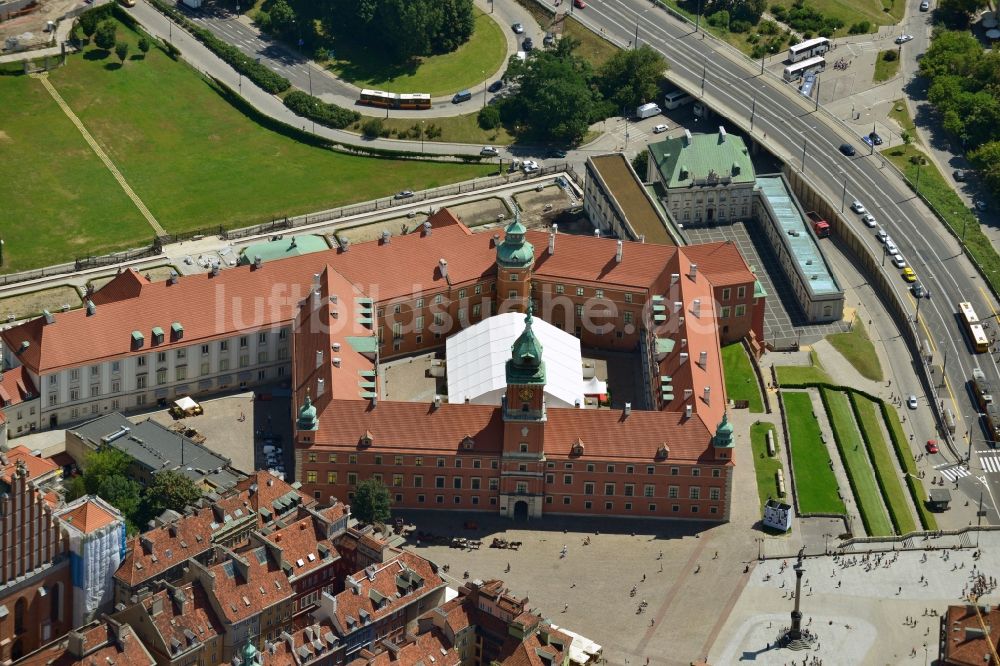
506,308 -> 546,385
297,393 -> 319,431
497,215 -> 535,268
712,411 -> 734,448
241,640 -> 259,665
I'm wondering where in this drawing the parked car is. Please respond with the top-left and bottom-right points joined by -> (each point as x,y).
953,169 -> 967,182
481,146 -> 499,156
891,253 -> 907,269
394,190 -> 414,200
522,160 -> 540,173
870,132 -> 883,145
975,200 -> 987,212
912,281 -> 930,298
919,0 -> 930,10
488,80 -> 504,93
850,200 -> 866,214
895,34 -> 914,44
907,394 -> 918,409
574,0 -> 587,7
862,134 -> 874,148
452,90 -> 472,104
902,267 -> 917,282
862,213 -> 877,227
549,148 -> 567,158
543,32 -> 556,46
840,143 -> 857,156
512,22 -> 525,34
885,238 -> 898,254
653,123 -> 669,134
876,227 -> 887,242
925,440 -> 939,454
522,37 -> 534,51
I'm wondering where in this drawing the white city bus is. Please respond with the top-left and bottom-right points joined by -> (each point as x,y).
787,37 -> 831,63
783,56 -> 826,82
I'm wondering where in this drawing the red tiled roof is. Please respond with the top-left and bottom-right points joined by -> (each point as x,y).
942,604 -> 1000,666
500,630 -> 568,666
264,511 -> 341,580
16,621 -> 156,666
0,445 -> 59,484
682,241 -> 756,287
89,269 -> 150,306
207,546 -> 292,624
140,581 -> 224,655
0,365 -> 36,407
332,551 -> 444,633
57,499 -> 118,534
347,628 -> 460,666
309,399 -> 713,462
529,230 -> 675,289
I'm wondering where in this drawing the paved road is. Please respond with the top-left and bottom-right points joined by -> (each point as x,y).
566,0 -> 1000,518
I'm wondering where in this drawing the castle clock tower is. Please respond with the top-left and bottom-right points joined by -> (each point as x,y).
500,309 -> 547,520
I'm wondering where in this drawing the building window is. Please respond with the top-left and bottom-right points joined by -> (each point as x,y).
710,487 -> 721,500
417,494 -> 425,503
308,453 -> 317,463
70,369 -> 80,382
546,474 -> 554,484
584,501 -> 592,510
328,454 -> 337,463
473,459 -> 481,469
436,495 -> 444,504
605,501 -> 613,510
604,483 -> 615,496
111,361 -> 120,373
415,457 -> 423,467
721,288 -> 731,301
624,484 -> 635,496
306,471 -> 318,483
607,465 -> 615,473
720,306 -> 731,319
555,284 -> 564,294
453,477 -> 462,489
625,293 -> 633,303
475,284 -> 482,295
416,297 -> 424,308
584,482 -> 594,495
219,359 -> 229,371
437,457 -> 445,467
374,455 -> 382,465
394,455 -> 403,466
239,336 -> 248,348
690,487 -> 701,500
692,468 -> 701,477
111,380 -> 120,393
563,474 -> 573,485
349,454 -> 358,464
647,466 -> 655,475
575,304 -> 584,317
326,471 -> 337,484
649,503 -> 657,512
737,286 -> 746,299
413,475 -> 423,488
136,375 -> 147,389
586,464 -> 595,472
176,366 -> 187,381
489,478 -> 498,491
137,356 -> 147,367
712,468 -> 722,478
576,287 -> 585,296
393,475 -> 404,487
624,311 -> 633,325
220,340 -> 229,352
671,467 -> 679,476
668,486 -> 679,499
471,477 -> 481,490
70,388 -> 80,401
347,473 -> 358,485
644,484 -> 655,497
710,506 -> 718,514
434,294 -> 443,305
90,384 -> 99,398
435,477 -> 445,489
735,304 -> 746,317
518,464 -> 527,472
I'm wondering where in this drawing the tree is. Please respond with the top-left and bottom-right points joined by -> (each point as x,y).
501,38 -> 607,145
352,479 -> 391,524
900,130 -> 913,146
361,117 -> 384,138
631,151 -> 649,180
970,141 -> 1000,200
115,41 -> 129,64
478,105 -> 501,130
143,470 -> 203,519
137,36 -> 150,55
937,0 -> 989,27
267,0 -> 296,37
597,44 -> 669,112
67,447 -> 142,531
94,20 -> 117,51
79,12 -> 99,43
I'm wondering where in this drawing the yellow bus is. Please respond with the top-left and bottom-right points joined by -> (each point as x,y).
959,301 -> 989,353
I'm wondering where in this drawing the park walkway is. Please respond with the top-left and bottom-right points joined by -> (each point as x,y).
33,72 -> 166,237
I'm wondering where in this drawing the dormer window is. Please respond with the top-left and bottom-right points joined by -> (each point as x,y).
359,430 -> 373,448
571,439 -> 584,457
656,443 -> 670,460
462,435 -> 475,451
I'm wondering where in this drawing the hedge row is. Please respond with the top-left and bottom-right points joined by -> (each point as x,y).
818,388 -> 878,537
148,0 -> 290,94
283,90 -> 359,130
782,379 -> 938,532
849,392 -> 916,535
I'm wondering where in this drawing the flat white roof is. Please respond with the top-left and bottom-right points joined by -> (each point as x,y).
446,312 -> 584,408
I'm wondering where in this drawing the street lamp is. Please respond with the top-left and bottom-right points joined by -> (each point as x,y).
840,173 -> 848,213
420,120 -> 425,153
0,238 -> 4,268
960,211 -> 969,243
482,70 -> 487,107
800,136 -> 808,172
695,0 -> 703,34
823,532 -> 832,554
814,73 -> 820,112
750,90 -> 757,131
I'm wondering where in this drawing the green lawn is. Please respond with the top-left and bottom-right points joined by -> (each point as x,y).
883,401 -> 938,530
722,343 -> 764,413
873,50 -> 901,83
36,20 -> 489,241
783,391 -> 846,514
0,75 -> 151,274
823,389 -> 893,536
827,318 -> 883,382
750,422 -> 784,513
881,143 -> 999,295
851,393 -> 918,534
376,112 -> 515,146
888,98 -> 917,141
322,10 -> 507,96
769,0 -> 904,29
563,16 -> 619,68
775,350 -> 832,385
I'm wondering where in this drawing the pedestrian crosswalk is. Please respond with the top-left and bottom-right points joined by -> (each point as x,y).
937,465 -> 972,482
978,450 -> 1000,474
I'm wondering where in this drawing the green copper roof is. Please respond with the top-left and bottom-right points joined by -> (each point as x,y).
497,215 -> 535,268
506,309 -> 546,385
297,393 -> 318,431
241,640 -> 259,665
648,132 -> 755,189
238,234 -> 329,265
712,411 -> 734,448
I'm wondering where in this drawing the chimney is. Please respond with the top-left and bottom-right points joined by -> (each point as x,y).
332,357 -> 341,368
169,270 -> 178,284
639,234 -> 646,244
381,230 -> 391,245
680,352 -> 689,364
692,299 -> 701,317
493,233 -> 501,247
593,229 -> 600,238
315,350 -> 324,369
684,388 -> 693,399
313,273 -> 321,289
43,309 -> 54,324
673,301 -> 682,313
150,594 -> 164,616
432,395 -> 442,410
439,258 -> 449,281
548,232 -> 555,255
681,338 -> 687,348
422,221 -> 432,236
684,129 -> 692,146
313,289 -> 321,307
316,378 -> 325,396
623,402 -> 631,417
332,342 -> 341,352
699,351 -> 708,367
703,386 -> 711,404
67,631 -> 86,658
719,126 -> 727,143
210,264 -> 219,276
689,263 -> 698,279
615,240 -> 623,263
254,256 -> 262,269
140,536 -> 154,555
552,223 -> 559,234
685,405 -> 692,418
86,300 -> 96,316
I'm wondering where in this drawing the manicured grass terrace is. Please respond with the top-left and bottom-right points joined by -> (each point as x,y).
783,391 -> 846,515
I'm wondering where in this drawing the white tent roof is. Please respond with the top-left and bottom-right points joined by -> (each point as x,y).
174,396 -> 199,411
446,312 -> 585,408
